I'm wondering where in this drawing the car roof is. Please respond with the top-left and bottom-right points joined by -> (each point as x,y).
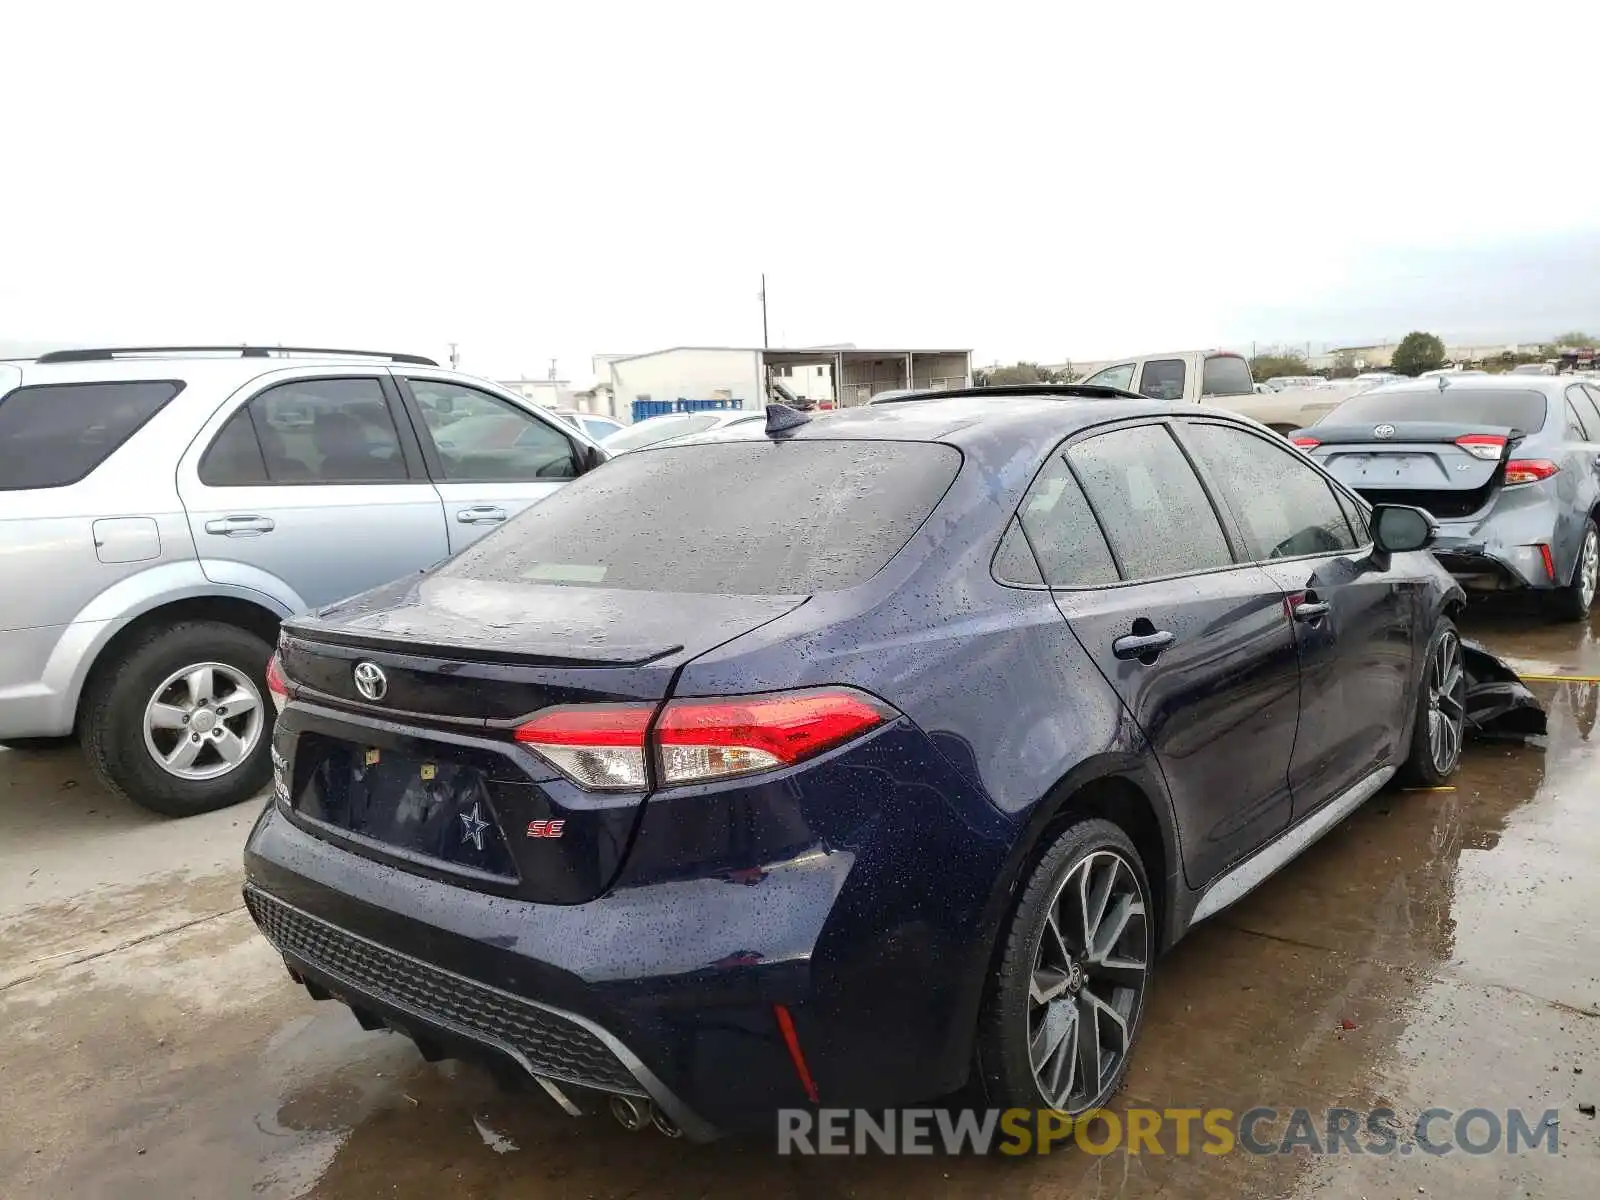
659,392 -> 1186,453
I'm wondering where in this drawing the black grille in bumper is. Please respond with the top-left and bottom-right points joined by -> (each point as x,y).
244,886 -> 642,1095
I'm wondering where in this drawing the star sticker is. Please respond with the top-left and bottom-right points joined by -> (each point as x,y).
460,803 -> 490,852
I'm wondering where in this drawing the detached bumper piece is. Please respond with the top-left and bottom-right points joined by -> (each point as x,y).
243,886 -> 718,1139
1462,639 -> 1548,741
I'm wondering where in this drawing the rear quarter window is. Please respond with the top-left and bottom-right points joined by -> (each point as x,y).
0,380 -> 184,490
439,439 -> 962,594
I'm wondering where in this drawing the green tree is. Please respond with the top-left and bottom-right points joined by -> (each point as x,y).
976,361 -> 1078,386
1391,331 -> 1448,376
1249,353 -> 1312,382
1551,330 -> 1597,348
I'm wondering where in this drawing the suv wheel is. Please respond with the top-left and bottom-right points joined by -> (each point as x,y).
1550,519 -> 1599,623
1400,617 -> 1466,786
82,620 -> 275,817
976,818 -> 1152,1117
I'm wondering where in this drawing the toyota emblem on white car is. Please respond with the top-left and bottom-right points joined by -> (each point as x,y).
353,661 -> 387,701
1373,423 -> 1396,439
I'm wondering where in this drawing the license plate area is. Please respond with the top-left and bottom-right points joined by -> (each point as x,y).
293,734 -> 520,881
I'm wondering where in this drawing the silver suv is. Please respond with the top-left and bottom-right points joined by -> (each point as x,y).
0,346 -> 607,816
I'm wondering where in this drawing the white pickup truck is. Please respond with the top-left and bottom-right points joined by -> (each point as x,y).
1077,349 -> 1365,434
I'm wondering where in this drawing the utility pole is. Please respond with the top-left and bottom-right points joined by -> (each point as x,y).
548,357 -> 557,383
448,342 -> 459,369
759,273 -> 769,348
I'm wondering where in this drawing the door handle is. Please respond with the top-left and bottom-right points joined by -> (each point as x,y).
1292,591 -> 1332,622
204,515 -> 275,536
456,505 -> 507,524
1112,630 -> 1175,661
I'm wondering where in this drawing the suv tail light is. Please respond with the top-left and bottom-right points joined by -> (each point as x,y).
514,688 -> 895,791
266,653 -> 289,714
1504,459 -> 1559,485
1455,433 -> 1508,460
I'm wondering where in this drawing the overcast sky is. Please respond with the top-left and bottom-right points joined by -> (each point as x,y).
4,2 -> 1596,381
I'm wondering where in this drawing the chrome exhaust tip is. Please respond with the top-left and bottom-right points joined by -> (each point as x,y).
609,1094 -> 653,1131
651,1109 -> 683,1139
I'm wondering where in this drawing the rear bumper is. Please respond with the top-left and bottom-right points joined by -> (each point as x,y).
1430,534 -> 1555,591
242,712 -> 1014,1135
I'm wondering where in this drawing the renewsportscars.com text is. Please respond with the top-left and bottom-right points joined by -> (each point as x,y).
776,1106 -> 1562,1157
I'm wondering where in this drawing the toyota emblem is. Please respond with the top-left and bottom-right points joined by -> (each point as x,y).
1373,423 -> 1396,439
353,661 -> 388,701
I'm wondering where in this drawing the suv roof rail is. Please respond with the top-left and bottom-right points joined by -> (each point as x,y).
871,383 -> 1144,404
33,345 -> 440,367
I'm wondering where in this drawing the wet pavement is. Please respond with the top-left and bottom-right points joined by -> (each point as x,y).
4,606 -> 1599,1198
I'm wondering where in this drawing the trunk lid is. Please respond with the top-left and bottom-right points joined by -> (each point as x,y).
276,574 -> 806,904
1303,421 -> 1518,520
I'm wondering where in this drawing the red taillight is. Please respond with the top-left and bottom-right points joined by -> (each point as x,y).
514,703 -> 653,791
655,689 -> 893,785
1292,436 -> 1319,449
266,653 -> 289,714
1504,459 -> 1559,485
1455,433 -> 1507,461
512,688 -> 894,791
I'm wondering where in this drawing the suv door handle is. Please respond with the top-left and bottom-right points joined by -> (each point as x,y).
456,505 -> 507,525
204,515 -> 275,536
1112,629 -> 1175,661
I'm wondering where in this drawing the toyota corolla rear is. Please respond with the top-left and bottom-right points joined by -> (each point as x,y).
242,432 -> 1014,1138
1294,384 -> 1565,590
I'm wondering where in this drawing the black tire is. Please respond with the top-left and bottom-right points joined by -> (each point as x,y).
1399,617 -> 1466,787
82,620 -> 275,817
975,817 -> 1153,1118
0,735 -> 75,752
1548,518 -> 1598,623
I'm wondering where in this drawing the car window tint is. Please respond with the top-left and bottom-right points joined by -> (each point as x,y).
1186,423 -> 1358,560
1068,424 -> 1233,580
1138,358 -> 1187,401
1578,386 -> 1600,436
439,441 -> 959,594
1325,388 -> 1549,433
199,407 -> 269,485
0,380 -> 183,491
408,381 -> 576,482
992,518 -> 1044,585
1201,355 -> 1254,397
1013,454 -> 1119,586
1083,363 -> 1136,391
247,378 -> 406,483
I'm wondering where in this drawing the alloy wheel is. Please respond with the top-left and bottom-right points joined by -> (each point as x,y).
1426,631 -> 1466,775
142,662 -> 265,781
1027,849 -> 1150,1113
1580,529 -> 1598,612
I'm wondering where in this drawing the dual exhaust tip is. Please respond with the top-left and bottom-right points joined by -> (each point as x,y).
609,1094 -> 682,1138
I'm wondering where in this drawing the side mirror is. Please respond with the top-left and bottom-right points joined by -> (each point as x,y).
1372,504 -> 1436,554
579,442 -> 609,473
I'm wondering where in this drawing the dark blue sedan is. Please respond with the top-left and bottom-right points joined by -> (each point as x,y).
245,388 -> 1466,1140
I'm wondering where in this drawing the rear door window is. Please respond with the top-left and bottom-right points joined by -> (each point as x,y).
1201,355 -> 1254,397
0,380 -> 184,490
235,378 -> 408,483
1007,454 -> 1119,587
1183,422 -> 1359,560
1137,359 -> 1187,401
1564,395 -> 1590,441
1067,424 -> 1234,581
1567,386 -> 1600,440
439,440 -> 961,594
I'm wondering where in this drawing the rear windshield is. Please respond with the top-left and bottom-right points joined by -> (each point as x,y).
439,440 -> 961,594
0,380 -> 184,490
602,414 -> 719,451
1325,388 -> 1549,433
